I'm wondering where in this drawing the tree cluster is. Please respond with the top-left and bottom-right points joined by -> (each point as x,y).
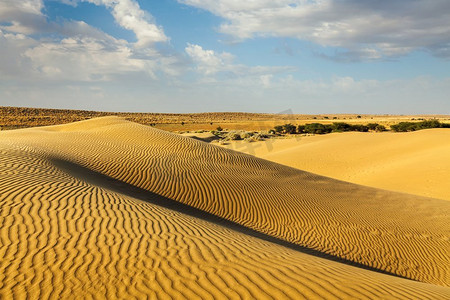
274,122 -> 387,135
390,120 -> 450,132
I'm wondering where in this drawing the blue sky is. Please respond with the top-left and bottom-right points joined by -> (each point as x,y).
1,0 -> 449,113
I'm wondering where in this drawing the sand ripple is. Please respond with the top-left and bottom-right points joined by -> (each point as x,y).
0,117 -> 449,298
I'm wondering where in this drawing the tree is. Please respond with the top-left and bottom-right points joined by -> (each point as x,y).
367,123 -> 379,131
304,123 -> 332,134
283,123 -> 297,134
332,122 -> 352,132
351,124 -> 369,132
216,126 -> 223,131
274,125 -> 284,133
390,120 -> 443,132
297,125 -> 305,134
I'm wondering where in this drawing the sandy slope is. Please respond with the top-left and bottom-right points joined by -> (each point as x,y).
221,130 -> 450,200
0,117 -> 449,298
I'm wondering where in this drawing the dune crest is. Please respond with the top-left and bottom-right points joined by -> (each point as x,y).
1,117 -> 449,298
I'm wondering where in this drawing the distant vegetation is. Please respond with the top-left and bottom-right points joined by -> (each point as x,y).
211,130 -> 270,144
1,107 -> 448,135
390,120 -> 450,132
274,122 -> 387,135
271,120 -> 450,135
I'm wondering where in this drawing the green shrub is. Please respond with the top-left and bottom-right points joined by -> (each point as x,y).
304,123 -> 333,134
283,123 -> 297,134
332,122 -> 352,132
297,125 -> 305,134
375,124 -> 386,132
351,124 -> 369,132
367,123 -> 379,131
274,125 -> 284,133
390,120 -> 444,132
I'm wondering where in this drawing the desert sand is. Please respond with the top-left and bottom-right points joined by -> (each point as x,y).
2,106 -> 449,132
0,117 -> 449,298
221,130 -> 450,201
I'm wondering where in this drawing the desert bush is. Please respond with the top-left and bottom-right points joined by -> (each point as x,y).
390,120 -> 444,132
283,123 -> 297,134
351,124 -> 369,132
375,124 -> 386,132
216,126 -> 223,131
253,132 -> 267,141
390,122 -> 416,132
239,131 -> 252,139
304,123 -> 333,134
367,123 -> 379,130
420,120 -> 441,129
244,133 -> 266,142
223,131 -> 242,141
272,123 -> 297,134
274,125 -> 284,133
332,122 -> 352,132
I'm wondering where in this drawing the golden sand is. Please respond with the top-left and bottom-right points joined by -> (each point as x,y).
221,130 -> 450,200
0,117 -> 449,298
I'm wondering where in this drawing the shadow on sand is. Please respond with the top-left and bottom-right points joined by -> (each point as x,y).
51,156 -> 412,281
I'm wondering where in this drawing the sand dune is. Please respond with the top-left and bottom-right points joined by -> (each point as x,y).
221,130 -> 450,200
1,117 -> 449,298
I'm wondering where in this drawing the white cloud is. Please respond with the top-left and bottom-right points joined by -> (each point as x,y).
260,74 -> 273,87
0,0 -> 43,17
185,43 -> 295,78
0,30 -> 36,78
24,37 -> 156,81
84,0 -> 168,47
185,43 -> 234,75
0,0 -> 46,34
179,0 -> 450,59
0,0 -> 180,82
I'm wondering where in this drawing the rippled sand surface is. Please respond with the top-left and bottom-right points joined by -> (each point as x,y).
0,117 -> 448,299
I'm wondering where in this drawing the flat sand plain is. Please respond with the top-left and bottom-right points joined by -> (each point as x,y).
0,117 -> 449,298
2,106 -> 449,132
221,130 -> 450,201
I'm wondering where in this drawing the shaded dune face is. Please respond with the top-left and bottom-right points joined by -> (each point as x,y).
0,117 -> 449,298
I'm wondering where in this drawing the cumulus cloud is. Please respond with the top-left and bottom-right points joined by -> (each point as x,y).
0,0 -> 47,34
0,0 -> 168,47
0,29 -> 164,82
24,37 -> 158,81
185,43 -> 234,75
179,0 -> 450,59
84,0 -> 168,47
185,43 -> 295,79
0,0 -> 178,82
0,30 -> 36,78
